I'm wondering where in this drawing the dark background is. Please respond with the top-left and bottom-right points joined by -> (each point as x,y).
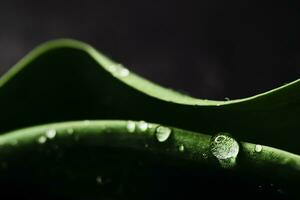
0,0 -> 299,100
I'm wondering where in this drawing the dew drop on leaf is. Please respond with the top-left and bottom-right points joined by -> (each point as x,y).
37,136 -> 47,144
210,133 -> 239,168
46,129 -> 56,139
179,144 -> 185,152
155,126 -> 172,142
255,144 -> 263,153
127,121 -> 136,133
138,121 -> 148,132
67,128 -> 74,135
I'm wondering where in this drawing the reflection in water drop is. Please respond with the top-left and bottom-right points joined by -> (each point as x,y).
138,121 -> 148,132
155,126 -> 172,142
210,133 -> 239,168
46,129 -> 56,139
255,144 -> 263,153
37,136 -> 47,144
127,121 -> 136,133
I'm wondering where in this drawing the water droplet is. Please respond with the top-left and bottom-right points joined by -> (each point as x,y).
83,120 -> 90,125
67,128 -> 74,135
224,97 -> 230,101
37,136 -> 47,144
148,124 -> 153,129
10,139 -> 18,146
179,144 -> 185,152
155,126 -> 172,142
96,176 -> 103,184
46,129 -> 56,139
127,121 -> 136,133
138,121 -> 148,132
118,68 -> 129,77
255,144 -> 262,153
144,143 -> 149,148
210,134 -> 239,168
109,64 -> 130,77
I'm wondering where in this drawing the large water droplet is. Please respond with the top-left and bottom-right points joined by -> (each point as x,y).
127,121 -> 136,133
255,144 -> 262,153
138,121 -> 148,132
155,126 -> 172,142
210,134 -> 239,168
46,129 -> 56,139
37,136 -> 47,144
179,144 -> 185,152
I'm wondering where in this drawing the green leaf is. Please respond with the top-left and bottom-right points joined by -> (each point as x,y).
0,39 -> 300,199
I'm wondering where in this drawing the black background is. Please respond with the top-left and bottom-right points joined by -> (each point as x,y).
0,0 -> 299,100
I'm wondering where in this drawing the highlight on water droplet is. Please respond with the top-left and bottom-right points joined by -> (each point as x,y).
255,144 -> 263,153
127,121 -> 136,133
37,136 -> 47,144
210,133 -> 239,168
138,121 -> 148,132
179,144 -> 185,152
155,126 -> 172,142
46,129 -> 56,139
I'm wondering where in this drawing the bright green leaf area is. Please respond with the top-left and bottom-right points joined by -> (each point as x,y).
0,39 -> 300,199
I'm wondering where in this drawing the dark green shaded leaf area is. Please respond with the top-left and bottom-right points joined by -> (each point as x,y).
0,39 -> 300,199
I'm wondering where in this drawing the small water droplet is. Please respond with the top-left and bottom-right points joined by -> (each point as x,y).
67,128 -> 74,135
224,97 -> 230,101
148,124 -> 153,129
37,136 -> 47,144
127,121 -> 136,133
216,103 -> 221,106
118,68 -> 129,77
155,126 -> 172,142
10,139 -> 18,146
255,144 -> 263,153
96,176 -> 103,184
46,129 -> 56,139
83,120 -> 91,125
210,134 -> 239,168
179,144 -> 185,152
144,143 -> 149,148
138,121 -> 148,132
109,64 -> 130,77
